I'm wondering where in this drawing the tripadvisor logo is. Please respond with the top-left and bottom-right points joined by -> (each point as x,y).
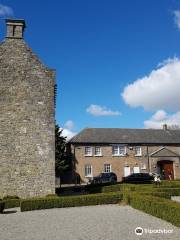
135,227 -> 143,235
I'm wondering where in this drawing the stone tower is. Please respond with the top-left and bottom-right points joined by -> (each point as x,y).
0,19 -> 55,198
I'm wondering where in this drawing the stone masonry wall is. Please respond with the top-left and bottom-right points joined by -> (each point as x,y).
72,144 -> 180,182
0,37 -> 55,198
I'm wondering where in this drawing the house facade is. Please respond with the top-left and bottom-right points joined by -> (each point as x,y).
68,126 -> 180,183
0,19 -> 55,198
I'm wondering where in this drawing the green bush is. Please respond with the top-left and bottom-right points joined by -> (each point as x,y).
125,193 -> 180,227
86,182 -> 180,195
46,194 -> 59,198
4,199 -> 20,209
21,192 -> 123,212
161,180 -> 180,187
2,195 -> 20,209
0,201 -> 5,213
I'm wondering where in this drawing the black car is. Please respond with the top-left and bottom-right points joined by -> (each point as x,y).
122,173 -> 154,183
89,172 -> 117,184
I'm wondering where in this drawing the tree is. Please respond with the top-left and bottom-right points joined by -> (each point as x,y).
168,124 -> 180,130
55,124 -> 70,177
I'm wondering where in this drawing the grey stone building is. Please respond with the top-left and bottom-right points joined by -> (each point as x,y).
0,19 -> 55,198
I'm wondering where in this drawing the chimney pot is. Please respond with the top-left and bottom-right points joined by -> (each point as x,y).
163,124 -> 168,130
6,19 -> 26,39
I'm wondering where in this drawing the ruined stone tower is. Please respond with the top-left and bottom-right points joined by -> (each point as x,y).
0,19 -> 55,198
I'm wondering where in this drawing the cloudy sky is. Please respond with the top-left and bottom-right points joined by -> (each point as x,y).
1,0 -> 180,138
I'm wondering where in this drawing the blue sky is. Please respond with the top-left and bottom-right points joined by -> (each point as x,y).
1,0 -> 180,138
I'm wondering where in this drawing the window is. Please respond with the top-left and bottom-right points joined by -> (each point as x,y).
135,146 -> 142,156
112,146 -> 119,156
95,147 -> 102,156
104,163 -> 111,173
112,145 -> 126,156
85,165 -> 92,177
85,146 -> 93,156
119,146 -> 126,156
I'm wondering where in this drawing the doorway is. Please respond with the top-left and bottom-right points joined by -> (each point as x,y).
157,160 -> 174,180
124,166 -> 130,177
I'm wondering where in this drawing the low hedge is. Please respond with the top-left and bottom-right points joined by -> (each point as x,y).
4,199 -> 20,209
99,183 -> 180,195
2,195 -> 20,209
0,201 -> 5,213
21,192 -> 123,212
124,193 -> 180,227
161,180 -> 180,188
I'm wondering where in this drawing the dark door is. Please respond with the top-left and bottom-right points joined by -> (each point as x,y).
158,161 -> 174,180
163,163 -> 174,180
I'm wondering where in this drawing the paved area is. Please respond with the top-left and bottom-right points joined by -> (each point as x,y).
171,196 -> 180,202
0,205 -> 179,240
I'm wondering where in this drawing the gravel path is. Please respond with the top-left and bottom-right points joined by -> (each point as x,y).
0,205 -> 179,240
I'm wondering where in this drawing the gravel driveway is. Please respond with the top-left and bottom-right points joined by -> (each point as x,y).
0,205 -> 179,240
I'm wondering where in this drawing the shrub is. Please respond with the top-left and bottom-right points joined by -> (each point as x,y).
125,193 -> 180,227
4,199 -> 20,209
21,192 -> 123,212
2,195 -> 20,209
161,180 -> 180,188
0,201 -> 5,213
46,194 -> 59,198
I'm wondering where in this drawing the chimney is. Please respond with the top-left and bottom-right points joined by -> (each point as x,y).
163,124 -> 168,130
6,19 -> 26,39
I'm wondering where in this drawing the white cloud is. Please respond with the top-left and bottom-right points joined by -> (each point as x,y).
61,128 -> 76,140
64,120 -> 74,130
122,57 -> 180,111
144,110 -> 180,129
152,110 -> 167,121
174,10 -> 180,29
61,120 -> 76,140
0,4 -> 13,17
86,104 -> 121,116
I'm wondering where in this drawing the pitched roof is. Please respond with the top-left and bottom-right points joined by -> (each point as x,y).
69,128 -> 180,144
150,147 -> 179,157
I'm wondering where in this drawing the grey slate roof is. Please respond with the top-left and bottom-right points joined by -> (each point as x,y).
69,128 -> 180,144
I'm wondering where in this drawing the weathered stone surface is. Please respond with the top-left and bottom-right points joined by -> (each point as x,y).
0,19 -> 55,198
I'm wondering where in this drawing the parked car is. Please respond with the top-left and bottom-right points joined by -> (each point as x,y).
89,172 -> 117,184
122,173 -> 154,183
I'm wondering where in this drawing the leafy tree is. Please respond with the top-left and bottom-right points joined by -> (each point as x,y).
55,124 -> 70,177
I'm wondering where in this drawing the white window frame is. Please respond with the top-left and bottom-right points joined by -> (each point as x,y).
104,163 -> 112,173
84,146 -> 93,156
112,145 -> 126,156
85,164 -> 93,177
135,146 -> 142,156
112,146 -> 119,156
94,146 -> 102,156
119,146 -> 126,156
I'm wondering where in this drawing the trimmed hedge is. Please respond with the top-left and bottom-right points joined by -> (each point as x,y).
0,201 -> 5,213
2,195 -> 20,209
4,199 -> 20,209
21,192 -> 123,212
124,193 -> 180,227
92,183 -> 180,195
